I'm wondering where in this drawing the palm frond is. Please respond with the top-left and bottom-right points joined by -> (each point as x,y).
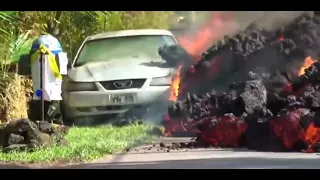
8,30 -> 33,64
0,11 -> 17,35
0,11 -> 16,21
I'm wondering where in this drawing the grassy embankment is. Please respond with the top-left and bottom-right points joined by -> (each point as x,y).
0,123 -> 157,163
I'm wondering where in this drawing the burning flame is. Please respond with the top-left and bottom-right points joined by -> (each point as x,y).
177,12 -> 235,62
169,65 -> 182,101
298,56 -> 316,76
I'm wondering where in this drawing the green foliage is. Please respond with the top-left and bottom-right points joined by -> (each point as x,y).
5,31 -> 34,64
0,11 -> 17,35
0,11 -> 33,66
15,11 -> 174,58
60,11 -> 174,58
58,11 -> 109,58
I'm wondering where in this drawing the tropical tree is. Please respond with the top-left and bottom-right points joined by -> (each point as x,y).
18,11 -> 174,58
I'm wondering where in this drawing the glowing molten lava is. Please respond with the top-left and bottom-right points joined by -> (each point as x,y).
305,122 -> 320,146
169,65 -> 182,101
197,116 -> 247,147
162,114 -> 197,136
270,110 -> 306,150
298,56 -> 316,76
278,35 -> 284,41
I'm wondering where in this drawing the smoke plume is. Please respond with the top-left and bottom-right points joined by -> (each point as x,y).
175,11 -> 314,61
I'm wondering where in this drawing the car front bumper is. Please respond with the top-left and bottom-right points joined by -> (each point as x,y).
63,86 -> 171,118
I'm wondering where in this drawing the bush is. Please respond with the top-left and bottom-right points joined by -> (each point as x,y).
0,73 -> 30,123
0,14 -> 34,123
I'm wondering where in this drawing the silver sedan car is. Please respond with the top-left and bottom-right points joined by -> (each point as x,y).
62,29 -> 179,122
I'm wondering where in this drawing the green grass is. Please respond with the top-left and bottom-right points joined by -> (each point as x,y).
0,124 -> 157,164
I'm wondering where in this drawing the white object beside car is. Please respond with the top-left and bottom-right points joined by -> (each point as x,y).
61,29 -> 179,121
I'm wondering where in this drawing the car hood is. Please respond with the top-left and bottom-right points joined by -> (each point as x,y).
67,58 -> 173,82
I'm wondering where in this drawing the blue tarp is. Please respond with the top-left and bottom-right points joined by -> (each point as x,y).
31,35 -> 63,55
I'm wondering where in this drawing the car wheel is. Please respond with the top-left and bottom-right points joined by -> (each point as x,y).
60,101 -> 74,126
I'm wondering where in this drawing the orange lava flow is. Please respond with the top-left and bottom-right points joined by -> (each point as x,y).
298,56 -> 316,76
169,65 -> 182,101
305,122 -> 320,146
162,114 -> 197,136
198,116 -> 247,147
302,122 -> 320,153
270,110 -> 306,150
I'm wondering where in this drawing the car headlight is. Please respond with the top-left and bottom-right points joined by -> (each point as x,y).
150,75 -> 172,86
66,82 -> 98,92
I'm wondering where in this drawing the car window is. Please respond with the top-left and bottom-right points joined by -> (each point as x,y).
75,35 -> 176,66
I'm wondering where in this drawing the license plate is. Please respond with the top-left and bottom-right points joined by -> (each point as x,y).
110,94 -> 135,103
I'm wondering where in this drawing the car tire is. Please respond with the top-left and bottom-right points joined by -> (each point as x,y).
60,101 -> 74,126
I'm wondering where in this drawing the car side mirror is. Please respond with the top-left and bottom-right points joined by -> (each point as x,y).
18,54 -> 31,75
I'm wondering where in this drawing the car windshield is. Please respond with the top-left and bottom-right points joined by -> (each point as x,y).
75,35 -> 176,66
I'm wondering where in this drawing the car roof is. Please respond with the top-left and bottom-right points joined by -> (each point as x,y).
87,29 -> 175,41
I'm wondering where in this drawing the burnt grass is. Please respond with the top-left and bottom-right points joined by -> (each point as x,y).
160,13 -> 320,153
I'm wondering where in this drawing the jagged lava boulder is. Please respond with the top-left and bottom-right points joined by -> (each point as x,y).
0,119 -> 69,152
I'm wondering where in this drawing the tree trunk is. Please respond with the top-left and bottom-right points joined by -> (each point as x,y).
47,11 -> 64,39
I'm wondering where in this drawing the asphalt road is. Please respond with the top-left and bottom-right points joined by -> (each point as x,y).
63,137 -> 320,169
70,157 -> 320,169
64,150 -> 320,169
1,137 -> 320,169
